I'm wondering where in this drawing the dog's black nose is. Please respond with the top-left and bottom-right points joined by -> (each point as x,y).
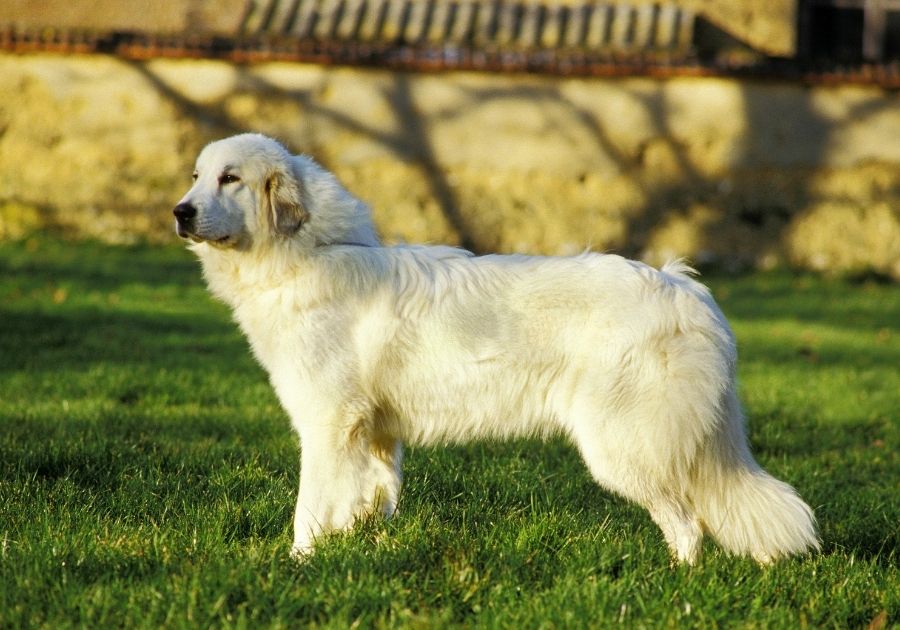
173,203 -> 197,222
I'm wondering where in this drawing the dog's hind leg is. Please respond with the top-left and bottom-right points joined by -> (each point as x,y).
569,422 -> 704,564
564,385 -> 707,565
647,497 -> 703,565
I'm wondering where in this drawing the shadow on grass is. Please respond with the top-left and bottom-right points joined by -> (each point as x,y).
0,239 -> 200,292
0,238 -> 250,374
704,271 -> 899,333
0,307 -> 246,373
740,334 -> 898,370
404,438 -> 647,537
407,437 -> 897,567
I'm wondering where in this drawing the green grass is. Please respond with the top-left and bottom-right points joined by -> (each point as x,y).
0,236 -> 897,628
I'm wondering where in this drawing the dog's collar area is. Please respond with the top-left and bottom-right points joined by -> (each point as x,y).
333,241 -> 373,247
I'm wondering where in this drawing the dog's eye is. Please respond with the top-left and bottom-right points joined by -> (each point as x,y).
219,173 -> 240,185
192,172 -> 198,181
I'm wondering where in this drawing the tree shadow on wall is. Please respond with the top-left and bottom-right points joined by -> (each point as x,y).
442,79 -> 716,260
455,79 -> 849,267
131,60 -> 894,272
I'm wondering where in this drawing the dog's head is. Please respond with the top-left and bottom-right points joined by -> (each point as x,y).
173,134 -> 377,251
173,134 -> 310,250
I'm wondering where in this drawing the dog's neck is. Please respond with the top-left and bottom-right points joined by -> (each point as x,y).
192,240 -> 301,308
192,238 -> 381,311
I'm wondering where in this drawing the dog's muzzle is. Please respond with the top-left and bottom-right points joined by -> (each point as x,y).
173,202 -> 197,238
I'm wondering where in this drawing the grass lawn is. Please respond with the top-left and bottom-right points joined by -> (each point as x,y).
0,236 -> 897,628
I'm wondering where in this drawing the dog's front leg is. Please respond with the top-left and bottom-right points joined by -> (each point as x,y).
289,408 -> 402,558
290,447 -> 332,557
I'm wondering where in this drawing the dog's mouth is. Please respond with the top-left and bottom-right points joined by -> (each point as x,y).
190,234 -> 234,246
175,222 -> 196,241
176,222 -> 232,246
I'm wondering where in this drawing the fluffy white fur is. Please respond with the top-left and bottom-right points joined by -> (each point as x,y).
174,133 -> 819,564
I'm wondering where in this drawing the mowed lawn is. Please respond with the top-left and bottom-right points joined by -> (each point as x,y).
0,237 -> 896,628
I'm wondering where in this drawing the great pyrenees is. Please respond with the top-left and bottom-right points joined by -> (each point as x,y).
174,133 -> 818,564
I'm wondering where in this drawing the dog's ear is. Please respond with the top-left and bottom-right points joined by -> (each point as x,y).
265,165 -> 309,236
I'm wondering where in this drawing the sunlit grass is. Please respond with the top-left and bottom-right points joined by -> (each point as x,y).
1,237 -> 896,627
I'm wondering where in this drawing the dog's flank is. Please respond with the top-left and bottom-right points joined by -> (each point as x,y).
175,133 -> 820,564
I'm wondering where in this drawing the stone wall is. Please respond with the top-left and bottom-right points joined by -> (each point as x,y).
1,53 -> 898,277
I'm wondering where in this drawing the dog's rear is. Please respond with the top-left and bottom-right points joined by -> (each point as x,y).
552,259 -> 818,564
656,270 -> 819,563
661,263 -> 820,563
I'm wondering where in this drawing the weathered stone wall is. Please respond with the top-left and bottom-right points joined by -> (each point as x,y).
1,53 -> 898,277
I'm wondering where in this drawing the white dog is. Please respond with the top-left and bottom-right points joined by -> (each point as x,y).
174,133 -> 819,564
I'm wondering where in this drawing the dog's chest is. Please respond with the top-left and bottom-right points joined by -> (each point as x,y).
232,290 -> 311,371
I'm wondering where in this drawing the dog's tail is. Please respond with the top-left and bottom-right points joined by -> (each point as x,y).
690,392 -> 820,563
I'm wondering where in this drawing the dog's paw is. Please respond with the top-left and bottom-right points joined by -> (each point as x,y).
289,540 -> 315,561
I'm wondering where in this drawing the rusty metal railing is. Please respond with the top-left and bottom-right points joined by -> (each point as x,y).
1,0 -> 898,87
238,0 -> 695,52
